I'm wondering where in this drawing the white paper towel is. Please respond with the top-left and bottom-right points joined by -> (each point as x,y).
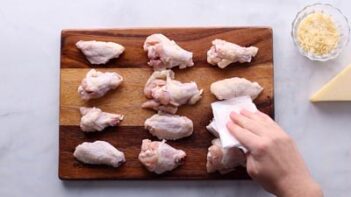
211,96 -> 257,149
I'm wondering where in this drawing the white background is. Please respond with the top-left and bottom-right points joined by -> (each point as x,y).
0,0 -> 351,196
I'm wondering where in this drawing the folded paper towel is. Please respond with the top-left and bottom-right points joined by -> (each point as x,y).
211,96 -> 257,149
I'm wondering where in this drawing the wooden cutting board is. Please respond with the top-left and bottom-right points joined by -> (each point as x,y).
59,27 -> 274,180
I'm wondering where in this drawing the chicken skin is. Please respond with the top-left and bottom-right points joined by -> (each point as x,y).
210,77 -> 263,100
206,139 -> 246,174
76,40 -> 125,65
143,34 -> 194,70
80,107 -> 124,132
78,69 -> 123,100
207,39 -> 258,69
73,141 -> 126,167
141,100 -> 178,114
206,120 -> 219,138
142,70 -> 202,113
138,139 -> 186,174
145,113 -> 193,140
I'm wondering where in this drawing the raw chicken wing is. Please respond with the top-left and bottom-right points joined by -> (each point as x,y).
207,39 -> 258,69
141,100 -> 178,114
143,34 -> 194,70
78,69 -> 123,100
206,120 -> 219,138
145,113 -> 193,140
138,139 -> 186,174
80,107 -> 124,132
206,139 -> 246,174
210,77 -> 263,100
142,70 -> 202,113
76,40 -> 125,64
73,141 -> 125,167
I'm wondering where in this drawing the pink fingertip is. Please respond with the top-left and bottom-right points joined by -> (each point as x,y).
226,121 -> 232,128
240,109 -> 248,114
230,111 -> 238,117
240,108 -> 254,115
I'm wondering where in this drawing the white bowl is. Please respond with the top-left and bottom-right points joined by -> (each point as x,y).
291,3 -> 350,61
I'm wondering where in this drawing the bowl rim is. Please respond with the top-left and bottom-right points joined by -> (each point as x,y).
291,3 -> 350,61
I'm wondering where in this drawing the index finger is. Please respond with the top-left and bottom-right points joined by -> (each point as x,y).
230,112 -> 265,136
240,109 -> 267,123
227,121 -> 261,151
256,110 -> 274,124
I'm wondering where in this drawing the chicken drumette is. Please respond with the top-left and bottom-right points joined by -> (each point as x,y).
76,40 -> 125,65
210,77 -> 263,100
144,112 -> 193,140
138,139 -> 186,174
142,70 -> 202,114
143,34 -> 194,70
78,69 -> 123,100
206,139 -> 246,174
79,107 -> 124,132
73,141 -> 126,168
207,39 -> 258,69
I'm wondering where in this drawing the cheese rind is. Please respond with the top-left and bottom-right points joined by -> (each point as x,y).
310,65 -> 351,102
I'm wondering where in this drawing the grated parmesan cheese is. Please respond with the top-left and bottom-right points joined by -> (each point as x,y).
297,12 -> 340,55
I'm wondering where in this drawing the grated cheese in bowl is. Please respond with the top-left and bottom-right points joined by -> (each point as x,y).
292,3 -> 350,61
297,12 -> 339,56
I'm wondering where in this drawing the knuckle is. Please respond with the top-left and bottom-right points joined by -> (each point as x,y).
240,120 -> 249,127
281,134 -> 292,144
272,134 -> 291,145
247,167 -> 259,177
241,119 -> 252,128
271,136 -> 280,144
255,140 -> 270,154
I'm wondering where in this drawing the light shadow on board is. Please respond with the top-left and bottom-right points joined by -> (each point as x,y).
61,180 -> 270,197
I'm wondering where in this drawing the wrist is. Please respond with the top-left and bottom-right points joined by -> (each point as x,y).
275,176 -> 323,197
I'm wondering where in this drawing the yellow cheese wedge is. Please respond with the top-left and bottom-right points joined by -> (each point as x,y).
311,65 -> 351,102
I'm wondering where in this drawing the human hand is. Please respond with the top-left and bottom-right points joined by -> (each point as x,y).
227,109 -> 323,197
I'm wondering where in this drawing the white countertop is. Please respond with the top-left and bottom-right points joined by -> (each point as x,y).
0,0 -> 351,196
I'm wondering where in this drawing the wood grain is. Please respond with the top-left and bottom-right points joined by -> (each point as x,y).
59,27 -> 274,180
59,126 -> 250,180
